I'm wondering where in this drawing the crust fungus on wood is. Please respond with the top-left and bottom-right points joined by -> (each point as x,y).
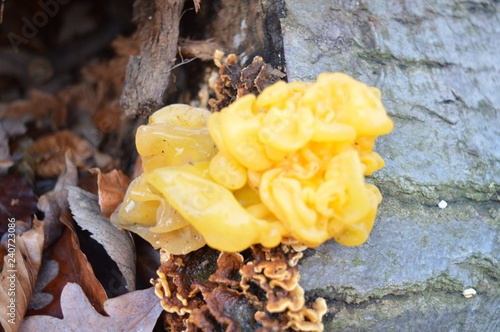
153,244 -> 327,331
210,54 -> 285,112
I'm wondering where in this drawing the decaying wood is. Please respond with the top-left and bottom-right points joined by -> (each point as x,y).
206,0 -> 285,70
120,0 -> 185,117
178,38 -> 223,61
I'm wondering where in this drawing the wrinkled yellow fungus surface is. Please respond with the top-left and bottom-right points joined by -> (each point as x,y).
111,104 -> 217,254
111,73 -> 393,253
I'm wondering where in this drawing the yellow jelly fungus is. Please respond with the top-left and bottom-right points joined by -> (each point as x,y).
111,73 -> 393,253
110,104 -> 217,254
146,163 -> 284,252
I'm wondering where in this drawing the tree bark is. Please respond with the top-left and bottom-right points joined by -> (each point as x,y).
281,0 -> 500,330
120,0 -> 185,117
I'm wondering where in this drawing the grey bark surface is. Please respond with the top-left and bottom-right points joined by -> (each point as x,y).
280,0 -> 500,330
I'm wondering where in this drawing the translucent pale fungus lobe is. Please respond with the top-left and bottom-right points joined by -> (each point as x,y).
111,105 -> 217,254
112,73 -> 393,253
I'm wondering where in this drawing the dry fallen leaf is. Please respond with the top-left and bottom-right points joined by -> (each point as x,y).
68,186 -> 136,291
20,283 -> 163,332
1,90 -> 66,126
0,221 -> 44,332
26,258 -> 59,311
37,154 -> 78,249
33,130 -> 93,178
77,170 -> 99,196
178,38 -> 222,61
26,227 -> 108,318
92,168 -> 131,218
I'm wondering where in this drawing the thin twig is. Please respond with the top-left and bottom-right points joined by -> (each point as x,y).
167,57 -> 199,72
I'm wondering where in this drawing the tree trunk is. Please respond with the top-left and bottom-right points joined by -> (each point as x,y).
280,0 -> 500,330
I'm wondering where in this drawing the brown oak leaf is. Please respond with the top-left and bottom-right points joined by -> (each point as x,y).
37,154 -> 78,249
1,90 -> 66,127
26,226 -> 108,318
0,221 -> 44,332
33,130 -> 93,178
20,283 -> 163,332
92,168 -> 131,218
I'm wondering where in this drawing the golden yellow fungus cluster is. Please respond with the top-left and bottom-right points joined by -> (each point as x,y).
111,73 -> 393,254
111,105 -> 216,254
